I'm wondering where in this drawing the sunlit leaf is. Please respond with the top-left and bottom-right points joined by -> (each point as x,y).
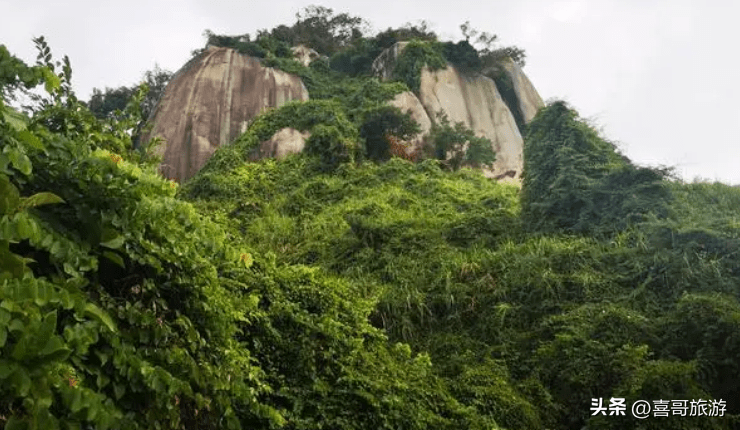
100,228 -> 125,249
102,250 -> 125,268
84,303 -> 117,333
19,192 -> 65,210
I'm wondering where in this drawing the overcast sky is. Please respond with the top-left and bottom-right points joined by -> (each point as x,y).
3,0 -> 738,184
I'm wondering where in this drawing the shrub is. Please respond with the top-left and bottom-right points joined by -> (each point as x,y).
305,124 -> 358,171
391,40 -> 447,93
429,112 -> 496,171
359,105 -> 420,161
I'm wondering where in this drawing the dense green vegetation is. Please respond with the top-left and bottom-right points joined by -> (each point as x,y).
182,99 -> 740,430
3,6 -> 740,430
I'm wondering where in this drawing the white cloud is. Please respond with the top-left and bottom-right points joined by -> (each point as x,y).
547,0 -> 588,23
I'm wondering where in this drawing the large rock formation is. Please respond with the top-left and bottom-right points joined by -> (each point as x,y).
291,45 -> 322,67
249,127 -> 310,161
144,46 -> 309,182
500,59 -> 544,124
388,91 -> 432,154
417,66 -> 524,180
372,42 -> 544,181
371,42 -> 409,82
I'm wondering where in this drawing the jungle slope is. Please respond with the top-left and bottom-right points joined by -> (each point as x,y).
182,100 -> 740,430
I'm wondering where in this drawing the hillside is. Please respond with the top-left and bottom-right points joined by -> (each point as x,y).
2,9 -> 740,430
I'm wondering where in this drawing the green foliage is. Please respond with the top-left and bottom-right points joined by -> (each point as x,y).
183,90 -> 740,430
439,40 -> 481,72
391,40 -> 447,93
374,22 -> 438,50
200,30 -> 293,59
329,22 -> 437,77
359,105 -> 420,161
287,5 -> 366,55
8,8 -> 740,430
521,101 -> 672,236
659,293 -> 740,413
1,41 -> 278,429
429,112 -> 496,171
87,65 -> 172,122
201,6 -> 366,58
305,124 -> 358,171
184,99 -> 359,187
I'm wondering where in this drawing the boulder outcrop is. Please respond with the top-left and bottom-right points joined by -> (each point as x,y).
291,45 -> 322,67
388,91 -> 432,154
500,59 -> 544,123
249,127 -> 310,161
373,42 -> 545,180
371,41 -> 409,82
416,66 -> 523,180
144,46 -> 309,182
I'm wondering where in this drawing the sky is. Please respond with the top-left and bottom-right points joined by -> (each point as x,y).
2,0 -> 738,184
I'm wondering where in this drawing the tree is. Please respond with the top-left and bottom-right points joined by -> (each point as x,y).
429,112 -> 496,171
87,85 -> 135,119
360,105 -> 420,161
87,65 -> 172,121
290,5 -> 367,55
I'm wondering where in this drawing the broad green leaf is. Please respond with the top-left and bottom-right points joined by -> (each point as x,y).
100,228 -> 124,249
33,311 -> 58,353
0,174 -> 20,214
10,366 -> 31,396
14,212 -> 37,240
1,107 -> 27,131
95,350 -> 109,366
102,250 -> 125,268
69,387 -> 83,412
0,328 -> 6,348
0,360 -> 17,379
11,330 -> 31,361
240,252 -> 253,268
37,336 -> 71,363
8,149 -> 32,175
19,192 -> 65,210
35,410 -> 59,430
7,318 -> 24,333
3,416 -> 29,430
0,153 -> 10,172
84,303 -> 117,333
34,282 -> 54,306
17,130 -> 44,150
0,245 -> 28,279
113,383 -> 125,400
42,68 -> 61,94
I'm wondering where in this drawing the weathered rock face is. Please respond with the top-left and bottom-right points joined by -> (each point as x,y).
373,42 -> 544,181
371,41 -> 409,82
291,45 -> 321,67
417,66 -> 523,179
249,127 -> 310,161
388,91 -> 432,154
144,46 -> 309,182
501,59 -> 544,123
